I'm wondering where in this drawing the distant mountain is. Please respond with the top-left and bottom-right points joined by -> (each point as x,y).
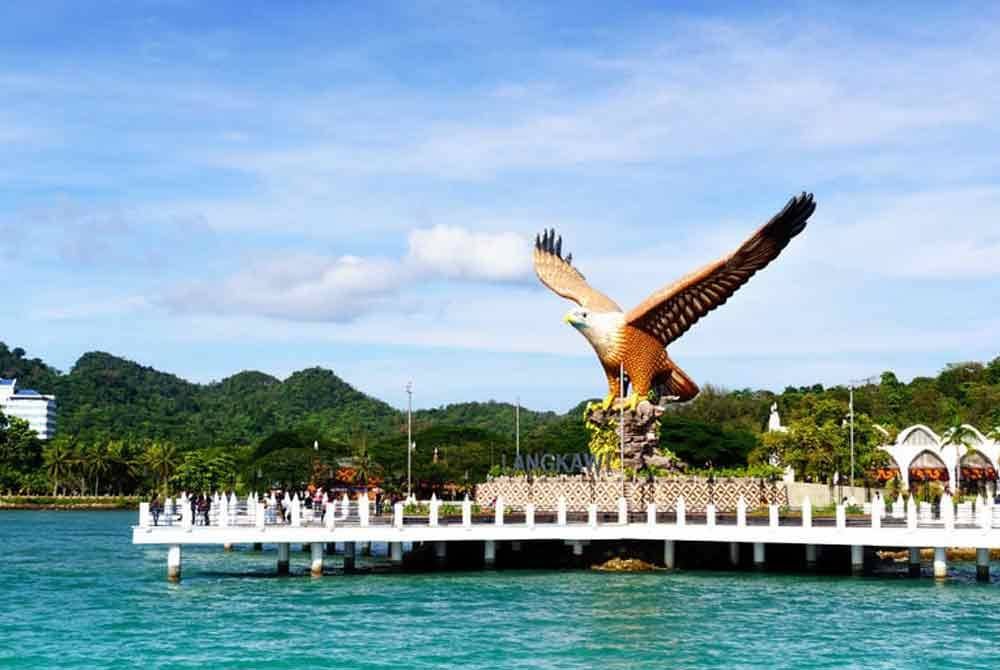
5,341 -> 996,467
0,343 -> 565,450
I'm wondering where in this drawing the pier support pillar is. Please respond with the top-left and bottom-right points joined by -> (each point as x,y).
310,543 -> 324,577
390,542 -> 403,565
572,541 -> 584,556
223,542 -> 233,552
976,548 -> 989,582
325,542 -> 336,555
252,542 -> 262,552
752,542 -> 765,570
167,544 -> 181,583
484,540 -> 496,568
908,547 -> 921,577
344,542 -> 356,572
805,544 -> 817,570
277,542 -> 290,575
850,545 -> 864,576
933,547 -> 947,579
511,541 -> 521,552
663,540 -> 676,570
729,542 -> 740,567
434,541 -> 447,567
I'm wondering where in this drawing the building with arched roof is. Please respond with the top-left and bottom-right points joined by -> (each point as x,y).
877,424 -> 999,494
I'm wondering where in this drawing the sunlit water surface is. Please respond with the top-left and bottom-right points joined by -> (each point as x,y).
2,511 -> 1000,669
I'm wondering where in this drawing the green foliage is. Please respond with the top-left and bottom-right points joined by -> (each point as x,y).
3,340 -> 1000,498
583,405 -> 622,468
659,414 -> 757,468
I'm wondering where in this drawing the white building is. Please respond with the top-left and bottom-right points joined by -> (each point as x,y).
767,403 -> 796,483
878,424 -> 1000,494
0,378 -> 57,440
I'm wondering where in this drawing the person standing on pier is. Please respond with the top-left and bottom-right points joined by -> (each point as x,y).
150,495 -> 162,526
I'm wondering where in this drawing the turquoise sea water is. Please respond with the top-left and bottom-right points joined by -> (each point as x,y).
3,511 -> 1000,669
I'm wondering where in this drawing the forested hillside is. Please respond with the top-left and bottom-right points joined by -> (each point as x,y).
1,341 -> 997,496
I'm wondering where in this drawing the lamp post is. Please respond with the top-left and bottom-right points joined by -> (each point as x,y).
406,381 -> 413,500
619,361 -> 626,497
847,375 -> 878,495
515,396 -> 520,460
849,384 -> 855,490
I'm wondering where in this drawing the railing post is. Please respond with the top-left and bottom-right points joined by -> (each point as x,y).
836,503 -> 846,530
494,497 -> 505,527
324,501 -> 336,530
526,503 -> 535,528
139,502 -> 150,529
768,504 -> 779,529
676,496 -> 686,527
801,497 -> 812,529
587,503 -> 598,528
871,501 -> 881,529
557,497 -> 567,526
429,494 -> 440,527
394,502 -> 404,529
182,501 -> 193,532
359,493 -> 370,527
647,503 -> 657,527
942,493 -> 955,531
907,495 -> 917,530
617,497 -> 628,525
290,494 -> 301,527
255,502 -> 265,531
706,503 -> 716,527
737,496 -> 747,528
462,496 -> 472,529
218,500 -> 229,528
340,493 -> 350,519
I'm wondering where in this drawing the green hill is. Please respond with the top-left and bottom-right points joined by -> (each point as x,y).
1,340 -> 997,497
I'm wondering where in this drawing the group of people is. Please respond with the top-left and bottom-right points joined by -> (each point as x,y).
146,488 -> 397,527
146,493 -> 212,526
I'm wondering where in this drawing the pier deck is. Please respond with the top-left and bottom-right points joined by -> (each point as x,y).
134,494 -> 1000,582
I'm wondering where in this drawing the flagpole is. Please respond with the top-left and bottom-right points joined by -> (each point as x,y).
620,361 -> 625,497
515,396 -> 520,460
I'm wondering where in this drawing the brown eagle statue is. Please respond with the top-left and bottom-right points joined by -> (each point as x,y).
534,192 -> 815,410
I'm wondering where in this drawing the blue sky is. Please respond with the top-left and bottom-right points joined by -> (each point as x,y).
2,1 -> 999,411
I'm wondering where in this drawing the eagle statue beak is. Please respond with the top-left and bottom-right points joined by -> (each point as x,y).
563,313 -> 574,325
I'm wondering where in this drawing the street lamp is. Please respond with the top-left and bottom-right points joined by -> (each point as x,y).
406,381 -> 413,500
619,361 -> 626,497
515,396 -> 520,460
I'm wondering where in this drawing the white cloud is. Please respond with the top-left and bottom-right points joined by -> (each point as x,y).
161,225 -> 534,321
163,253 -> 406,322
406,225 -> 531,281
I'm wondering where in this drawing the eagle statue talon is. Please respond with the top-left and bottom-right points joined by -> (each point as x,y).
601,393 -> 616,411
625,392 -> 641,412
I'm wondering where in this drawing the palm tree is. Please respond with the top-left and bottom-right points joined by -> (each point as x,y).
43,441 -> 73,496
86,442 -> 112,496
942,424 -> 978,492
143,441 -> 180,495
106,440 -> 139,494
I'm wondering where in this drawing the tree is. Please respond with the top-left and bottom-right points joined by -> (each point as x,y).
43,441 -> 74,495
85,442 -> 112,495
143,441 -> 180,495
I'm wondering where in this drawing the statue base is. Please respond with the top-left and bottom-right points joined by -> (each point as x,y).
585,399 -> 685,472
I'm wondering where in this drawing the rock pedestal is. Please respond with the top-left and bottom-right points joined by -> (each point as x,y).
585,400 -> 683,472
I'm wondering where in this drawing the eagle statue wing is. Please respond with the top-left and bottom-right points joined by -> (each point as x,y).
533,229 -> 622,312
625,192 -> 815,346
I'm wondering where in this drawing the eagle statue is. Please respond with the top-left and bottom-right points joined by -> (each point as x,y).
534,192 -> 815,411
